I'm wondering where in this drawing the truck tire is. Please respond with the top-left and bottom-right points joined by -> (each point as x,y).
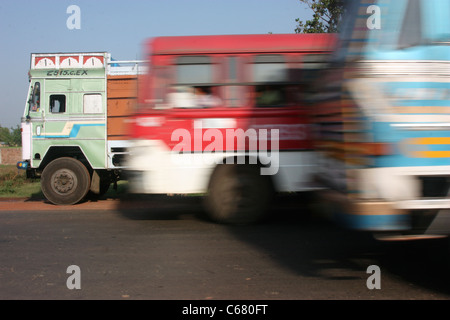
205,164 -> 273,225
41,157 -> 91,205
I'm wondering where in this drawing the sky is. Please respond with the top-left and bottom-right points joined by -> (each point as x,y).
0,0 -> 312,129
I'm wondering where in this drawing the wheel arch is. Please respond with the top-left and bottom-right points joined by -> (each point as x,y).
38,146 -> 93,173
211,155 -> 277,192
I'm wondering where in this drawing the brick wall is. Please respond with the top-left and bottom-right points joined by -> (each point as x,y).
0,147 -> 22,165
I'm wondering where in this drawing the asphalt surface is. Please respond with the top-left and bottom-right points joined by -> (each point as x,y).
1,195 -> 450,301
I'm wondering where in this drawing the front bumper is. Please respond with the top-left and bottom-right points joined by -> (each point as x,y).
318,189 -> 450,240
318,189 -> 410,232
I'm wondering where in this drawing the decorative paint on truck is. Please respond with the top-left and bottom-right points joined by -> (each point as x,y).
19,52 -> 144,205
313,0 -> 450,239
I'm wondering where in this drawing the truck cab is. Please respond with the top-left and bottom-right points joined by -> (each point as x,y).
314,0 -> 450,238
19,52 -> 144,205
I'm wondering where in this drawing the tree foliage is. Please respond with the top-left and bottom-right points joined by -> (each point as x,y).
295,0 -> 345,34
0,125 -> 21,147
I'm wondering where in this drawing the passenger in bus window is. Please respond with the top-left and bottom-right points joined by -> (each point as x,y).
168,86 -> 196,108
194,86 -> 222,108
256,85 -> 284,107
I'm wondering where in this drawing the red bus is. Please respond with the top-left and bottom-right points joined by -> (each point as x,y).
126,33 -> 336,224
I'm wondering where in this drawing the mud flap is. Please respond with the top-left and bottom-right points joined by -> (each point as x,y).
90,170 -> 100,194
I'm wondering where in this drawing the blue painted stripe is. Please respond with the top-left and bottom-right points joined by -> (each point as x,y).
335,212 -> 411,231
33,123 -> 105,139
395,101 -> 450,107
428,144 -> 450,151
368,121 -> 450,167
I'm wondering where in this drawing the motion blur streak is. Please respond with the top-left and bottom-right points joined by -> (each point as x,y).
313,0 -> 450,239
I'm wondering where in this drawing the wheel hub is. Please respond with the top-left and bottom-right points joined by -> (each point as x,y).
53,170 -> 75,193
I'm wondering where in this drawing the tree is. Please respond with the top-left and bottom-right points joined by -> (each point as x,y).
295,0 -> 344,34
0,125 -> 21,147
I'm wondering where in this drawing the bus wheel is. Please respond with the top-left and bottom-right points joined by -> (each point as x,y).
205,164 -> 273,225
41,157 -> 91,205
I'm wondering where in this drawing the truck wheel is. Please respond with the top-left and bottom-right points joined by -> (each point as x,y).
41,157 -> 91,205
205,164 -> 273,225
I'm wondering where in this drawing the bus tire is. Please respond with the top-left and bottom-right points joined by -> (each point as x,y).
205,164 -> 273,225
41,157 -> 91,205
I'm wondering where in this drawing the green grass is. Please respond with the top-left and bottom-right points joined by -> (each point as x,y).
0,165 -> 42,198
0,164 -> 128,200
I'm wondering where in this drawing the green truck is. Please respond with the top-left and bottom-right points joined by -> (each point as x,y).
18,52 -> 144,205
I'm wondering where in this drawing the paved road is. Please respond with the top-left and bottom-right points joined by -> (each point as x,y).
0,195 -> 450,300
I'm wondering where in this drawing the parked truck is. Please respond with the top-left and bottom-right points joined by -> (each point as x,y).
17,52 -> 145,205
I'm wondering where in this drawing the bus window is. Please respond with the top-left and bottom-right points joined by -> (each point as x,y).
253,55 -> 287,107
301,54 -> 331,95
169,56 -> 222,108
253,55 -> 287,83
176,56 -> 212,85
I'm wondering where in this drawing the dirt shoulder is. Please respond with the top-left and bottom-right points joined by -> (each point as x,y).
0,197 -> 122,211
0,194 -> 202,212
